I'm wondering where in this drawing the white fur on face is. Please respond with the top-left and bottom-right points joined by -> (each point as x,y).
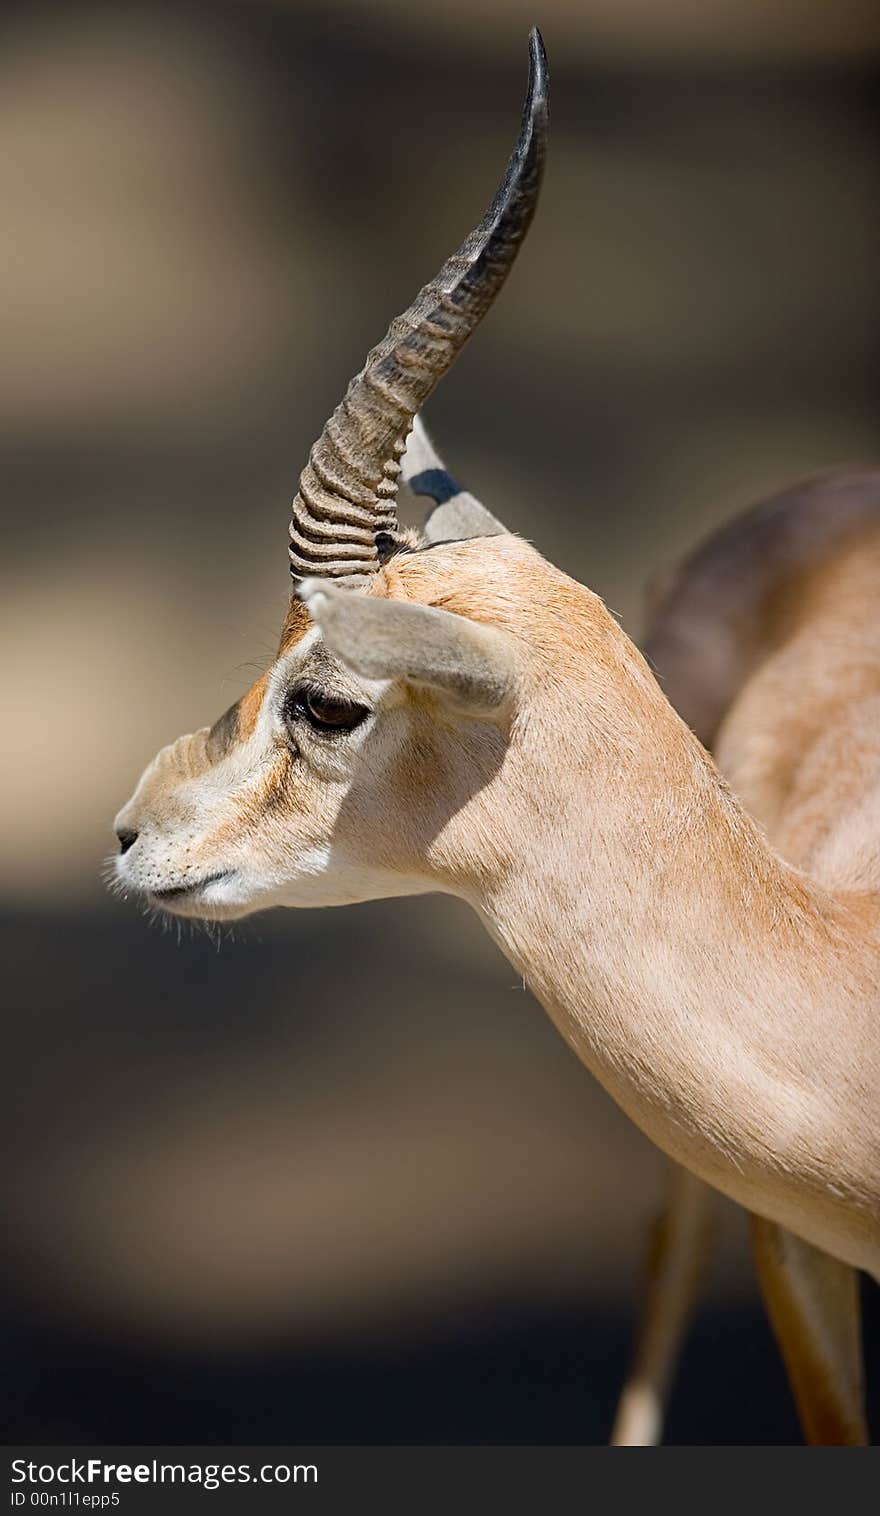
112,628 -> 429,920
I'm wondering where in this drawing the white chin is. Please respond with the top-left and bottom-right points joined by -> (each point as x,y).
148,874 -> 260,921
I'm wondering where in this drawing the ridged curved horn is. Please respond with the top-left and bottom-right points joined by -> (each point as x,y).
289,27 -> 549,584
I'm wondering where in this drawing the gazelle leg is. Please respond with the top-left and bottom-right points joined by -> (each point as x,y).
750,1217 -> 867,1445
611,1165 -> 715,1445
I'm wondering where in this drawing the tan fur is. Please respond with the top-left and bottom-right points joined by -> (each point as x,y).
751,1217 -> 867,1445
644,469 -> 880,747
716,528 -> 880,883
278,596 -> 313,654
611,1168 -> 714,1446
639,485 -> 880,1443
114,500 -> 880,1441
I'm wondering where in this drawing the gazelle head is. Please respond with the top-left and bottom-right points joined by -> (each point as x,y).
114,31 -> 636,923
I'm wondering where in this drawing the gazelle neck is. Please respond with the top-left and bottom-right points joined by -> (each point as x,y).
465,632 -> 880,1275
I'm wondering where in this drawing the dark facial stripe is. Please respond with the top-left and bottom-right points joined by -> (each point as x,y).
407,468 -> 462,506
206,699 -> 241,762
206,671 -> 272,764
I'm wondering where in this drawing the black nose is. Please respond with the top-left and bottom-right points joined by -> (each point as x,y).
116,828 -> 138,855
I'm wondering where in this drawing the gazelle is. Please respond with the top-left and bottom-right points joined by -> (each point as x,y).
112,31 -> 879,1444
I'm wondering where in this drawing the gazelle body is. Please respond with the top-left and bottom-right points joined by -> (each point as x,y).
113,33 -> 879,1442
623,476 -> 880,1445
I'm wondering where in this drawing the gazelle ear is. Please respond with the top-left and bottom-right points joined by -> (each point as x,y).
297,578 -> 515,716
402,416 -> 508,544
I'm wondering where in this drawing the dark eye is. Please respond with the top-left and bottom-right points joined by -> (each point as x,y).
285,687 -> 369,736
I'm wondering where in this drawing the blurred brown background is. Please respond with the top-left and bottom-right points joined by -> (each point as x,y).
2,0 -> 878,1444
